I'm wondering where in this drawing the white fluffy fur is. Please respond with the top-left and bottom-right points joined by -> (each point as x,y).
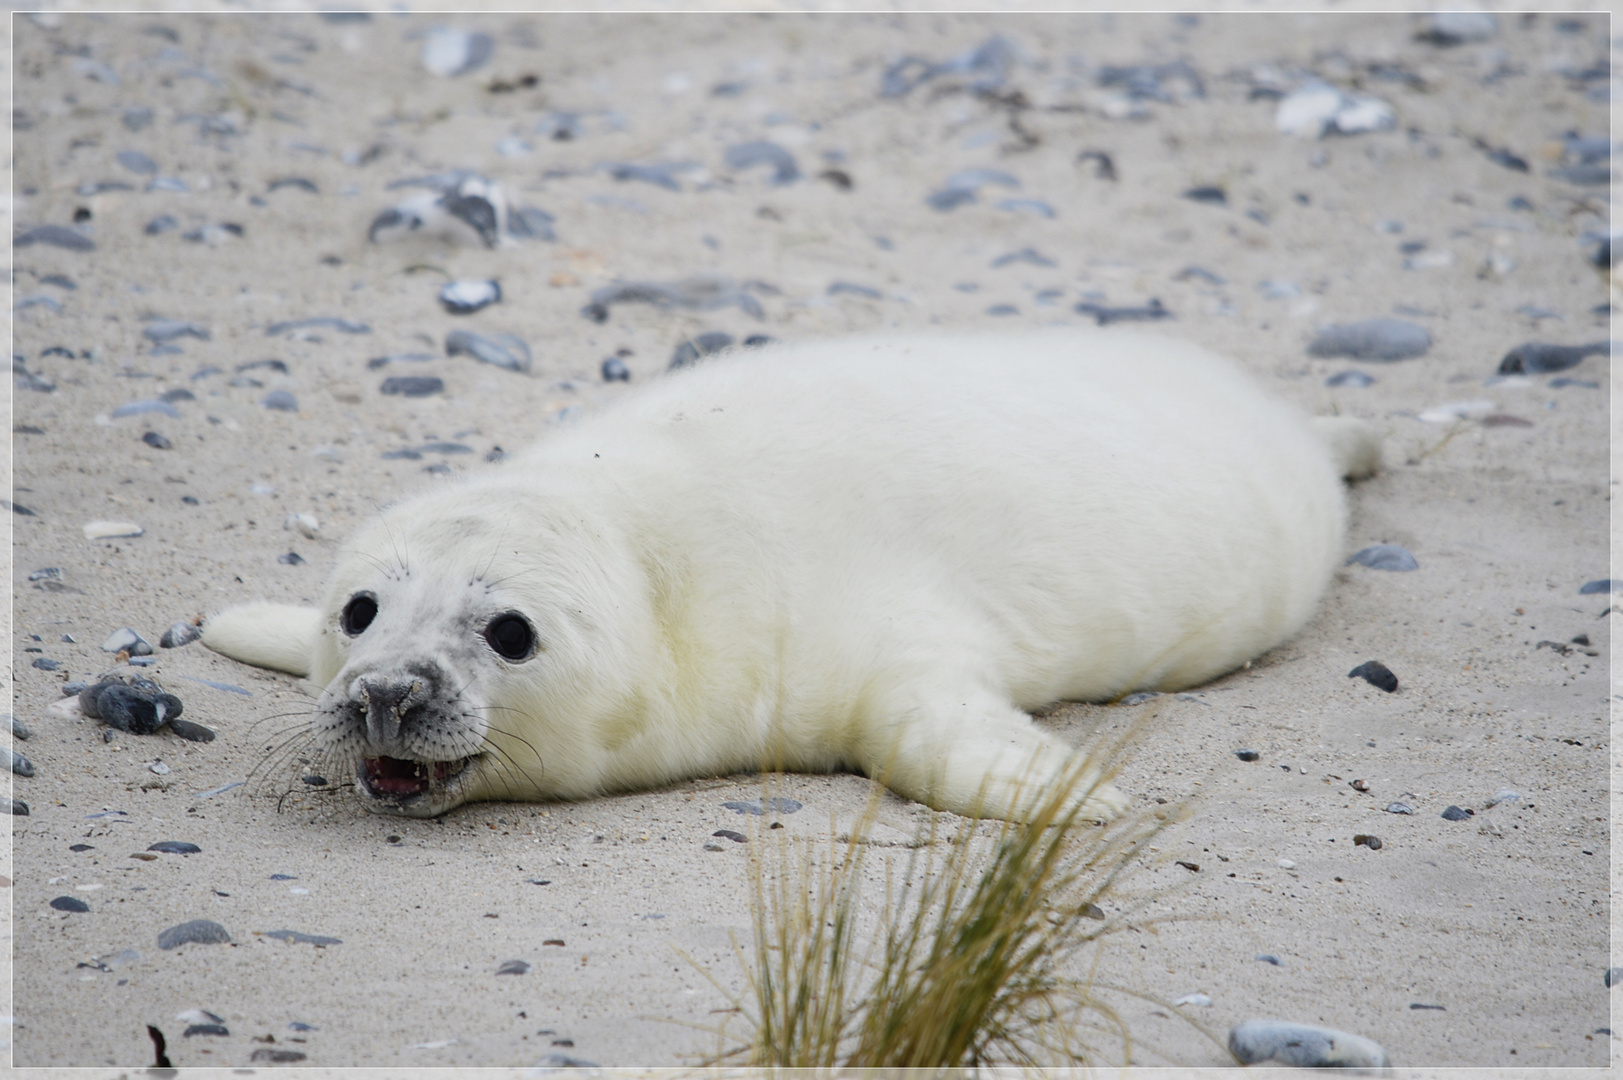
202,329 -> 1376,820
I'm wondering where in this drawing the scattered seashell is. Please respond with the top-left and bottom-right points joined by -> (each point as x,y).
582,275 -> 765,322
440,279 -> 501,314
1417,400 -> 1494,424
422,27 -> 494,78
372,172 -> 507,248
148,841 -> 199,854
1440,805 -> 1471,821
1346,544 -> 1418,571
1384,802 -> 1413,814
250,1049 -> 306,1063
5,747 -> 36,777
496,959 -> 532,975
261,929 -> 342,945
598,160 -> 700,191
102,628 -> 154,655
380,376 -> 445,398
1418,11 -> 1497,45
143,431 -> 173,450
278,552 -> 305,565
265,317 -> 370,336
1228,1019 -> 1390,1070
112,399 -> 182,420
284,513 -> 320,538
995,198 -> 1056,218
1235,749 -> 1260,762
446,329 -> 531,373
1173,992 -> 1213,1007
926,168 -> 1020,211
1348,661 -> 1398,693
1324,370 -> 1375,388
1276,80 -> 1395,139
4,797 -> 30,815
149,760 -> 171,776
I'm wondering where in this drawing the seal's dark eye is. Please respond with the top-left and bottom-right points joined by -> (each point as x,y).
341,594 -> 377,636
484,613 -> 535,661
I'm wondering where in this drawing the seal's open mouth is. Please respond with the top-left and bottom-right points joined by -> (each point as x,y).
358,755 -> 474,798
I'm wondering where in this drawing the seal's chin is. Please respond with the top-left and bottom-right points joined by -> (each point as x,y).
355,754 -> 478,817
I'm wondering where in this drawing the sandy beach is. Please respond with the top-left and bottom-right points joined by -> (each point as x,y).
7,6 -> 1617,1073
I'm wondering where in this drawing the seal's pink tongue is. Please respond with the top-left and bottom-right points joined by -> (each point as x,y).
365,756 -> 429,794
363,756 -> 456,795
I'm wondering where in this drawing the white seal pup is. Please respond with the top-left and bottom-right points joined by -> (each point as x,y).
202,329 -> 1378,821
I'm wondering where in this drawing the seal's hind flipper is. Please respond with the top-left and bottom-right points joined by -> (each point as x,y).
201,602 -> 320,677
1310,416 -> 1382,481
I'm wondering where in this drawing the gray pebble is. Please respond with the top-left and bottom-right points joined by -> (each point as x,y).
148,841 -> 202,855
926,168 -> 1019,211
18,293 -> 62,313
1325,370 -> 1375,388
262,929 -> 342,946
446,329 -> 532,373
496,959 -> 532,975
1235,749 -> 1260,762
15,225 -> 95,251
723,797 -> 803,816
1440,805 -> 1471,821
159,621 -> 200,648
278,552 -> 305,565
381,448 -> 423,461
32,658 -> 60,671
117,149 -> 159,175
713,829 -> 748,843
1175,265 -> 1224,285
147,177 -> 189,194
144,214 -> 180,236
268,177 -> 319,194
827,282 -> 882,299
725,141 -> 801,185
266,316 -> 371,336
183,1024 -> 229,1038
143,431 -> 173,450
995,199 -> 1055,218
582,276 -> 764,321
158,919 -> 232,949
1384,802 -> 1414,815
599,160 -> 697,191
1607,967 -> 1622,988
1182,185 -> 1227,205
1496,341 -> 1609,375
5,747 -> 36,777
986,304 -> 1019,316
507,205 -> 556,242
261,390 -> 299,412
670,332 -> 735,370
991,248 -> 1056,268
1074,298 -> 1171,326
8,715 -> 31,740
1307,318 -> 1430,361
380,376 -> 445,398
1348,660 -> 1398,693
112,400 -> 182,420
1098,59 -> 1205,102
123,106 -> 155,131
250,1049 -> 306,1063
420,442 -> 474,455
102,627 -> 154,655
440,279 -> 501,315
367,352 -> 439,369
1346,544 -> 1418,571
143,319 -> 210,344
1228,1019 -> 1390,1070
1121,691 -> 1160,705
882,36 -> 1019,99
1255,954 -> 1282,966
535,1053 -> 602,1068
1579,579 -> 1613,594
3,797 -> 29,816
183,223 -> 244,244
1550,164 -> 1611,186
601,357 -> 630,382
1550,378 -> 1599,389
51,896 -> 90,913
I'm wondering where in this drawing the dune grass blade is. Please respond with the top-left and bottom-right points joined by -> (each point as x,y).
736,725 -> 1184,1068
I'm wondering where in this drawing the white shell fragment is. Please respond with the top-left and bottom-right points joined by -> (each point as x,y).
440,279 -> 502,315
1229,1019 -> 1391,1072
284,513 -> 320,539
83,521 -> 144,540
1417,400 -> 1495,424
102,628 -> 154,655
1276,80 -> 1395,139
422,28 -> 494,78
369,172 -> 508,249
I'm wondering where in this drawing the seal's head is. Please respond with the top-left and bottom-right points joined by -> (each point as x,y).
307,487 -> 650,817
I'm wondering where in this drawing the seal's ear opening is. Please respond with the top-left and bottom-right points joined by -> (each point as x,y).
484,612 -> 537,661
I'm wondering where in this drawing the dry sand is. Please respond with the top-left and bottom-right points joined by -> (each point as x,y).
6,6 -> 1617,1074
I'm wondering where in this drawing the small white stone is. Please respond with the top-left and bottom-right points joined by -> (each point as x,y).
1276,858 -> 1296,870
83,521 -> 144,540
149,761 -> 170,776
1417,400 -> 1495,423
284,512 -> 320,538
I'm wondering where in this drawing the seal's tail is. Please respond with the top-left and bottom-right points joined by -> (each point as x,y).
1310,416 -> 1381,481
201,602 -> 320,677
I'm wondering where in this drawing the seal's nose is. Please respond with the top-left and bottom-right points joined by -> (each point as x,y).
355,674 -> 426,749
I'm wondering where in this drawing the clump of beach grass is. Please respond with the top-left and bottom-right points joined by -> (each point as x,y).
706,724 -> 1191,1069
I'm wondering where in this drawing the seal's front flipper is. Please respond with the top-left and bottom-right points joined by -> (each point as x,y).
201,602 -> 320,677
